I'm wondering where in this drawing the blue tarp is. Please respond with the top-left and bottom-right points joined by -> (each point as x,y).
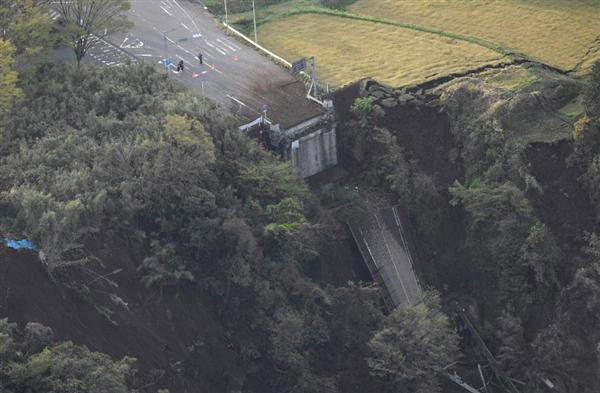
4,238 -> 37,251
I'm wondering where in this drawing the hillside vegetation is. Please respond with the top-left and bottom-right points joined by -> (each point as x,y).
2,1 -> 600,392
0,61 -> 463,392
330,62 -> 600,392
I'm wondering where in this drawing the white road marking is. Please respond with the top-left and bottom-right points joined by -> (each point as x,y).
180,22 -> 191,32
172,0 -> 201,33
160,6 -> 172,16
201,71 -> 207,74
215,47 -> 227,55
217,38 -> 236,52
120,36 -> 144,49
224,39 -> 241,50
227,95 -> 259,114
206,63 -> 223,74
205,41 -> 215,48
166,37 -> 175,44
177,45 -> 193,55
137,54 -> 153,57
193,33 -> 202,38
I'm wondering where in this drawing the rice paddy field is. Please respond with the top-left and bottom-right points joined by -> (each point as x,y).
248,0 -> 600,87
257,13 -> 506,87
348,0 -> 600,72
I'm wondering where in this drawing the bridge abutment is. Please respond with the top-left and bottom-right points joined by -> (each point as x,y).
239,98 -> 338,178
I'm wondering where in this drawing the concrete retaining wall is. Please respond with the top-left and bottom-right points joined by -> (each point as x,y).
291,127 -> 338,178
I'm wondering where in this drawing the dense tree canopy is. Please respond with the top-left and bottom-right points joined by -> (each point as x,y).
0,38 -> 20,112
0,319 -> 134,393
0,0 -> 54,112
0,62 -> 354,392
367,292 -> 459,393
7,47 -> 600,393
0,0 -> 54,55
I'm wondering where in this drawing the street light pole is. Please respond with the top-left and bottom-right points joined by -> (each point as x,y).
163,32 -> 168,73
252,0 -> 258,43
311,57 -> 317,97
162,26 -> 181,73
224,0 -> 228,24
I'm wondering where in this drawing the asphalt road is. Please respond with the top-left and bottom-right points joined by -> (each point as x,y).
52,0 -> 322,127
348,206 -> 422,308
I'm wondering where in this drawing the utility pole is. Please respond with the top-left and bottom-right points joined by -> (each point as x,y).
163,32 -> 168,73
311,57 -> 317,97
223,0 -> 228,24
162,26 -> 180,73
252,0 -> 258,43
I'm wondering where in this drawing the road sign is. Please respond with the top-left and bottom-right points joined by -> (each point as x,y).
292,58 -> 306,73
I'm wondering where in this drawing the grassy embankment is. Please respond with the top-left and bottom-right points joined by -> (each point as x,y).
227,0 -> 600,89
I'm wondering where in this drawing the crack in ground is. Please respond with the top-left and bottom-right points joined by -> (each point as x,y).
569,34 -> 600,73
402,57 -> 565,93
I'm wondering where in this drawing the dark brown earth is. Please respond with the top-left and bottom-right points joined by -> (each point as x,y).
0,245 -> 244,393
247,78 -> 324,129
524,140 -> 595,247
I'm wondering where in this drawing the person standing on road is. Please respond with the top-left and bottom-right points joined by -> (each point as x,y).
198,52 -> 203,65
178,60 -> 184,72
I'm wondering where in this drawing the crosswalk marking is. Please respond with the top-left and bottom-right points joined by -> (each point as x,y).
160,6 -> 172,16
217,38 -> 237,52
226,39 -> 242,50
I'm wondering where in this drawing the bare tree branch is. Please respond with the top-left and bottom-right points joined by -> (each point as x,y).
55,0 -> 132,67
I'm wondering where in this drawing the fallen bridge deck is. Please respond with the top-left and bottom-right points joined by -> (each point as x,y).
347,205 -> 422,309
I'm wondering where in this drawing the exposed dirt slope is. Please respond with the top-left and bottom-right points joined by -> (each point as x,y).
0,246 -> 243,392
331,61 -> 588,305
